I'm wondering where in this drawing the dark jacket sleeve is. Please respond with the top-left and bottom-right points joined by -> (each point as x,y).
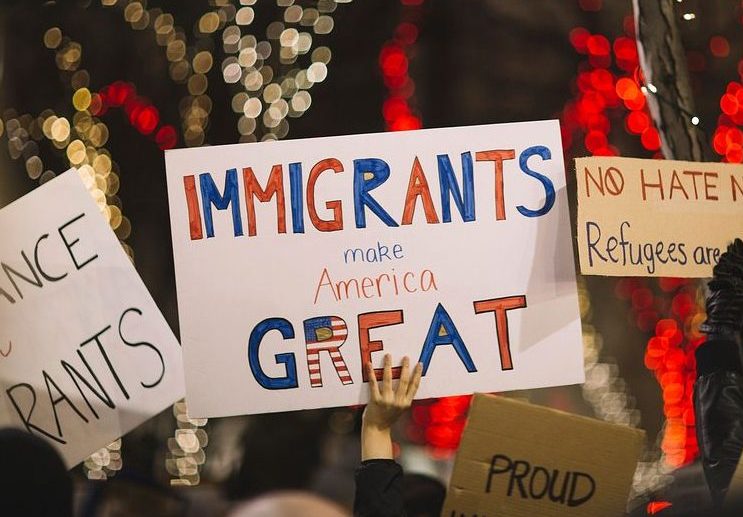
353,459 -> 406,517
694,337 -> 743,508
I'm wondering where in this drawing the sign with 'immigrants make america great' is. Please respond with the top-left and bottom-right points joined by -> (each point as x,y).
165,120 -> 583,417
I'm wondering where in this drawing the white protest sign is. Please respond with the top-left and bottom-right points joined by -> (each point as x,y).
0,171 -> 184,467
165,120 -> 583,418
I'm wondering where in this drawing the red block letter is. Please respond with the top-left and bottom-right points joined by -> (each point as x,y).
358,310 -> 404,381
476,150 -> 515,221
307,158 -> 344,232
401,157 -> 439,225
183,175 -> 203,240
473,295 -> 527,370
243,164 -> 286,237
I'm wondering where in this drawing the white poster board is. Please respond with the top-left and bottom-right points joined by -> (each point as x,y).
165,120 -> 583,417
0,171 -> 185,467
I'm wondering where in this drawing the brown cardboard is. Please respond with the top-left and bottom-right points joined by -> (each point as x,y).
575,156 -> 743,277
442,394 -> 645,517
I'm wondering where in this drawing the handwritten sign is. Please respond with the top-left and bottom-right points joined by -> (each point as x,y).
165,121 -> 583,417
0,171 -> 184,467
442,394 -> 645,517
576,156 -> 743,277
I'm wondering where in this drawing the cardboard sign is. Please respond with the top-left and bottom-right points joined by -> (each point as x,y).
165,121 -> 583,418
0,171 -> 184,467
576,156 -> 743,277
442,394 -> 645,517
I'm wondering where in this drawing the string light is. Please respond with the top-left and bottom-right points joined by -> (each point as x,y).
166,402 -> 209,486
560,1 -> 722,479
85,439 -> 123,480
379,2 -> 423,131
40,27 -> 136,479
578,278 -> 640,428
101,0 -> 223,479
93,0 -> 349,483
222,0 -> 348,143
576,277 -> 672,498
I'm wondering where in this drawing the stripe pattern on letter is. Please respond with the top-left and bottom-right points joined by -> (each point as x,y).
303,316 -> 353,387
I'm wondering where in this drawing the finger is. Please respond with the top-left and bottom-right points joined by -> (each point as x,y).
397,356 -> 410,398
366,362 -> 381,399
382,353 -> 393,396
406,362 -> 423,402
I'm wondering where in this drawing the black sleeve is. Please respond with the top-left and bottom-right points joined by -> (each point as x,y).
353,459 -> 406,517
694,337 -> 743,507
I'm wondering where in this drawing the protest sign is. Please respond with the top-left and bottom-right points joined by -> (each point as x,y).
576,156 -> 743,277
0,170 -> 184,467
165,120 -> 583,417
442,394 -> 645,517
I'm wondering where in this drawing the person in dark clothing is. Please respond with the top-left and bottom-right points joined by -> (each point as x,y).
693,238 -> 743,512
0,427 -> 73,517
401,474 -> 446,517
629,239 -> 743,516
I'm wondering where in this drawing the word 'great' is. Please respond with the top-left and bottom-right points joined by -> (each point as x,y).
248,296 -> 526,390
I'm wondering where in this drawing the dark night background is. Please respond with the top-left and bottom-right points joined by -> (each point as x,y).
0,0 -> 740,515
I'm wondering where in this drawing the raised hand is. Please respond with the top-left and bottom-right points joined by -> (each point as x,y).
361,354 -> 423,460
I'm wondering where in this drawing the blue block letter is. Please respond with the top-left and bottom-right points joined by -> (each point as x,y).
516,146 -> 555,218
418,303 -> 477,375
438,152 -> 475,223
199,169 -> 244,237
248,318 -> 298,390
289,162 -> 305,234
353,158 -> 399,228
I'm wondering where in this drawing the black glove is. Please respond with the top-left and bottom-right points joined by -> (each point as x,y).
700,238 -> 743,343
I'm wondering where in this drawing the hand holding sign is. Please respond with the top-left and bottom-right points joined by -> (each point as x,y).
364,355 -> 422,430
361,354 -> 422,461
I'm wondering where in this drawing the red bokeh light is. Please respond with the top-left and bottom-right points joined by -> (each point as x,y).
626,111 -> 650,134
709,36 -> 730,58
586,35 -> 611,56
395,22 -> 419,46
570,27 -> 590,53
380,44 -> 408,78
155,125 -> 178,150
641,127 -> 661,151
94,81 -> 177,150
721,93 -> 739,116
